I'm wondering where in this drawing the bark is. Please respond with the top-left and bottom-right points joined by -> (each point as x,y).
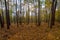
38,0 -> 41,25
1,0 -> 4,27
34,0 -> 37,24
26,0 -> 30,24
5,0 -> 10,29
19,0 -> 22,24
0,14 -> 4,28
49,0 -> 57,28
16,0 -> 18,26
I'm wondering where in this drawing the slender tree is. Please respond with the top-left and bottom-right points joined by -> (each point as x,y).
0,14 -> 4,28
16,0 -> 19,26
19,0 -> 22,24
5,0 -> 10,29
38,0 -> 41,25
0,0 -> 4,28
26,0 -> 30,24
34,0 -> 37,24
28,0 -> 30,24
49,0 -> 57,28
22,5 -> 24,23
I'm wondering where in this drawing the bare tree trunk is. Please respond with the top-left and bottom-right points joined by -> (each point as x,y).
52,0 -> 57,25
19,0 -> 22,25
26,0 -> 30,24
5,0 -> 10,29
1,0 -> 4,28
34,0 -> 37,24
22,6 -> 24,24
49,0 -> 57,28
0,14 -> 4,28
16,0 -> 18,26
28,0 -> 30,24
38,0 -> 41,25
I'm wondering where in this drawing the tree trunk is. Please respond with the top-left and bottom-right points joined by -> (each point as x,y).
1,0 -> 4,28
5,0 -> 10,29
34,0 -> 37,24
49,0 -> 57,28
26,0 -> 30,24
38,0 -> 41,25
16,0 -> 18,26
19,0 -> 22,24
0,14 -> 4,28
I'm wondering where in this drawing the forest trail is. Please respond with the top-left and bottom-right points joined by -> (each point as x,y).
0,22 -> 60,40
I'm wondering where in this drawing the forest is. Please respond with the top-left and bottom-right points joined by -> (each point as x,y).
0,0 -> 60,40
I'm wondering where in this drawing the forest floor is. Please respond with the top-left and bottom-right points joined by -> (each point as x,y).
0,22 -> 60,40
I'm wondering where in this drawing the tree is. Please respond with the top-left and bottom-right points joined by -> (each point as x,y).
22,5 -> 25,23
5,0 -> 11,29
49,0 -> 57,28
45,0 -> 52,26
34,0 -> 37,24
16,0 -> 19,26
26,0 -> 30,24
0,14 -> 4,28
0,0 -> 4,28
19,0 -> 22,24
38,0 -> 41,25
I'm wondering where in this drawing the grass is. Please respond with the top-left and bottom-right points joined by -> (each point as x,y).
0,22 -> 60,40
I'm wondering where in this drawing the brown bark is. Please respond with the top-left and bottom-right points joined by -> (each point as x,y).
38,0 -> 41,25
50,0 -> 57,28
5,0 -> 10,29
0,14 -> 4,28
